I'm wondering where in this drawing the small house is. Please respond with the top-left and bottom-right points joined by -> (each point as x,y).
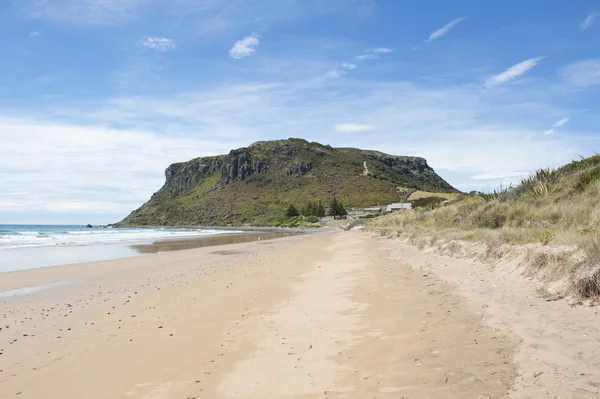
386,202 -> 412,212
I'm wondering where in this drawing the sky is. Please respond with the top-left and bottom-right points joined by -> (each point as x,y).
2,0 -> 600,224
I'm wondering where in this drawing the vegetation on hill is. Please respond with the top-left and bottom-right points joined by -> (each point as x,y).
302,200 -> 326,218
368,154 -> 600,298
328,197 -> 348,218
408,190 -> 461,201
118,138 -> 456,226
410,196 -> 447,209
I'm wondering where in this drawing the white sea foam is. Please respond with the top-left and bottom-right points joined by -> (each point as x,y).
0,227 -> 239,250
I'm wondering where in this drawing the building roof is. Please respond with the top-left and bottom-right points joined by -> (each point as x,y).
363,207 -> 382,211
386,202 -> 412,211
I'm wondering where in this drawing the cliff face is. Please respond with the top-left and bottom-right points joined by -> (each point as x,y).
120,138 -> 457,226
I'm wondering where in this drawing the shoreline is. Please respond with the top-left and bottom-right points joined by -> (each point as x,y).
112,224 -> 323,233
0,230 -> 308,280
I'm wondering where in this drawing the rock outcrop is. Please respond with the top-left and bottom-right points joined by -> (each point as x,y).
119,138 -> 457,226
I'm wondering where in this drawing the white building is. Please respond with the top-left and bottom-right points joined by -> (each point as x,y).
386,203 -> 412,212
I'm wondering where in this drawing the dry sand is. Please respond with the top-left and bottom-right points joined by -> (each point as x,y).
377,234 -> 600,399
4,229 -> 590,398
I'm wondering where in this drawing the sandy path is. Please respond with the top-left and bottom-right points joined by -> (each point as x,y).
1,231 -> 515,398
217,231 -> 514,398
377,234 -> 600,398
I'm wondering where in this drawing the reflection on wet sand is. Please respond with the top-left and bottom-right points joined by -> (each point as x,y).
129,232 -> 295,254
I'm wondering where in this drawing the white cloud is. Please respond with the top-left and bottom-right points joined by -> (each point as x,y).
552,117 -> 569,127
355,47 -> 392,61
485,57 -> 544,86
29,31 -> 40,37
581,11 -> 597,30
324,60 -> 363,79
334,123 -> 376,133
426,17 -> 466,42
229,33 -> 260,58
470,171 -> 529,181
373,48 -> 392,54
356,53 -> 378,61
0,117 -> 239,223
143,36 -> 176,51
561,59 -> 600,86
1,65 -> 596,222
540,117 -> 569,136
324,70 -> 343,79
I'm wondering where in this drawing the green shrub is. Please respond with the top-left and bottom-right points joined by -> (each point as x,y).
559,154 -> 600,175
539,229 -> 555,246
266,215 -> 288,226
469,203 -> 507,229
576,166 -> 600,192
359,214 -> 379,219
286,204 -> 299,217
411,197 -> 447,209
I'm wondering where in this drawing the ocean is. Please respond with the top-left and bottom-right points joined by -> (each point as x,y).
0,225 -> 242,273
0,224 -> 235,250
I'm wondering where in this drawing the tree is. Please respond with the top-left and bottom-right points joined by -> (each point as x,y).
286,204 -> 299,217
303,200 -> 326,218
337,201 -> 347,217
328,197 -> 347,218
303,201 -> 316,217
317,200 -> 326,217
328,197 -> 339,217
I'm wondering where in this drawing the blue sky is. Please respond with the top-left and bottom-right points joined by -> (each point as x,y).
2,0 -> 600,224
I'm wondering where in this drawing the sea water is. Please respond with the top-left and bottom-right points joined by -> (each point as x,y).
0,225 -> 236,250
0,225 -> 240,273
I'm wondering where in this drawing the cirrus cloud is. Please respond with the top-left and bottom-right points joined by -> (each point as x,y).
356,47 -> 392,61
553,117 -> 569,128
561,59 -> 600,87
426,17 -> 466,42
581,11 -> 597,30
485,57 -> 544,86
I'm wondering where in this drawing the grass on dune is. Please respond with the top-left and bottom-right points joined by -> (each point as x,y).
407,190 -> 461,201
368,154 -> 600,298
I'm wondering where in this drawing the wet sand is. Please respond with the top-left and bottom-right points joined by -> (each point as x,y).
0,230 -> 516,398
0,231 -> 296,273
130,231 -> 295,254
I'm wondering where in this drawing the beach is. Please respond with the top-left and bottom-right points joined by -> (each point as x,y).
2,229 -> 600,398
0,229 -> 516,398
